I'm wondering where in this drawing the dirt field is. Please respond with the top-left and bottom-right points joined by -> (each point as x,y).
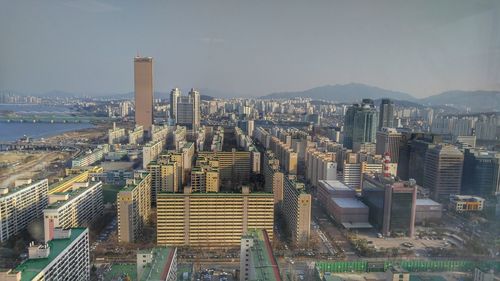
44,125 -> 108,143
0,151 -> 70,188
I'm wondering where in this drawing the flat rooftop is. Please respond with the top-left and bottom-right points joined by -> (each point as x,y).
14,228 -> 87,281
319,180 -> 352,191
103,264 -> 136,281
332,197 -> 368,209
45,182 -> 101,209
138,247 -> 175,281
416,198 -> 441,206
0,179 -> 47,198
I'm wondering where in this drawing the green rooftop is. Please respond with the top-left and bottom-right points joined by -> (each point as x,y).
138,247 -> 174,281
244,229 -> 281,281
103,264 -> 137,281
14,228 -> 87,281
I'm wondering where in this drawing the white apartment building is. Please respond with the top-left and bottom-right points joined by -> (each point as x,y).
1,228 -> 90,281
0,179 -> 48,242
43,181 -> 103,242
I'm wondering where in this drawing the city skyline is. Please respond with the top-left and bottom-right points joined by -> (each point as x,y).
1,0 -> 500,97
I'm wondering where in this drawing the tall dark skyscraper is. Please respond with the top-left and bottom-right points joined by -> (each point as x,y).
134,56 -> 153,136
462,149 -> 500,197
378,98 -> 395,130
343,99 -> 378,149
424,144 -> 464,201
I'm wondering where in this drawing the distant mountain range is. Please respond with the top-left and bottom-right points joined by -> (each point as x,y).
262,83 -> 500,112
264,83 -> 417,102
2,83 -> 499,112
419,90 -> 500,112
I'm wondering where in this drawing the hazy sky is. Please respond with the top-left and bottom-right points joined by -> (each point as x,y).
1,0 -> 499,98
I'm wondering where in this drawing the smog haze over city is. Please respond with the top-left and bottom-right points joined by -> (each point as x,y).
0,1 -> 499,281
1,0 -> 500,97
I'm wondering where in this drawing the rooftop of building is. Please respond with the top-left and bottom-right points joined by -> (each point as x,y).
45,182 -> 101,210
137,247 -> 175,281
244,229 -> 282,281
14,228 -> 87,281
120,172 -> 149,192
332,197 -> 368,209
415,198 -> 441,206
450,195 -> 485,202
103,264 -> 136,281
319,180 -> 353,191
158,190 -> 273,197
0,179 -> 47,198
134,56 -> 153,61
363,173 -> 419,189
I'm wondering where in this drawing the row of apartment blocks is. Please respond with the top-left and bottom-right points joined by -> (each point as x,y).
254,127 -> 311,174
257,126 -> 312,245
198,150 -> 251,183
235,126 -> 262,174
157,186 -> 274,247
147,144 -> 195,203
71,144 -> 108,168
191,156 -> 221,192
0,167 -> 106,243
210,126 -> 224,151
0,174 -> 107,279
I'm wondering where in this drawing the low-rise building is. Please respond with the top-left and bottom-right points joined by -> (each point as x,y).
449,195 -> 485,212
415,198 -> 442,224
317,180 -> 370,228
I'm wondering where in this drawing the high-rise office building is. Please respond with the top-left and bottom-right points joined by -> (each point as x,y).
376,127 -> 402,163
362,174 -> 417,237
156,187 -> 274,247
189,88 -> 201,130
462,149 -> 500,197
176,96 -> 194,128
1,228 -> 90,281
424,144 -> 464,201
134,56 -> 154,135
169,88 -> 181,122
378,98 -> 395,130
117,172 -> 152,243
397,133 -> 442,185
343,99 -> 378,149
0,179 -> 49,242
43,181 -> 103,242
